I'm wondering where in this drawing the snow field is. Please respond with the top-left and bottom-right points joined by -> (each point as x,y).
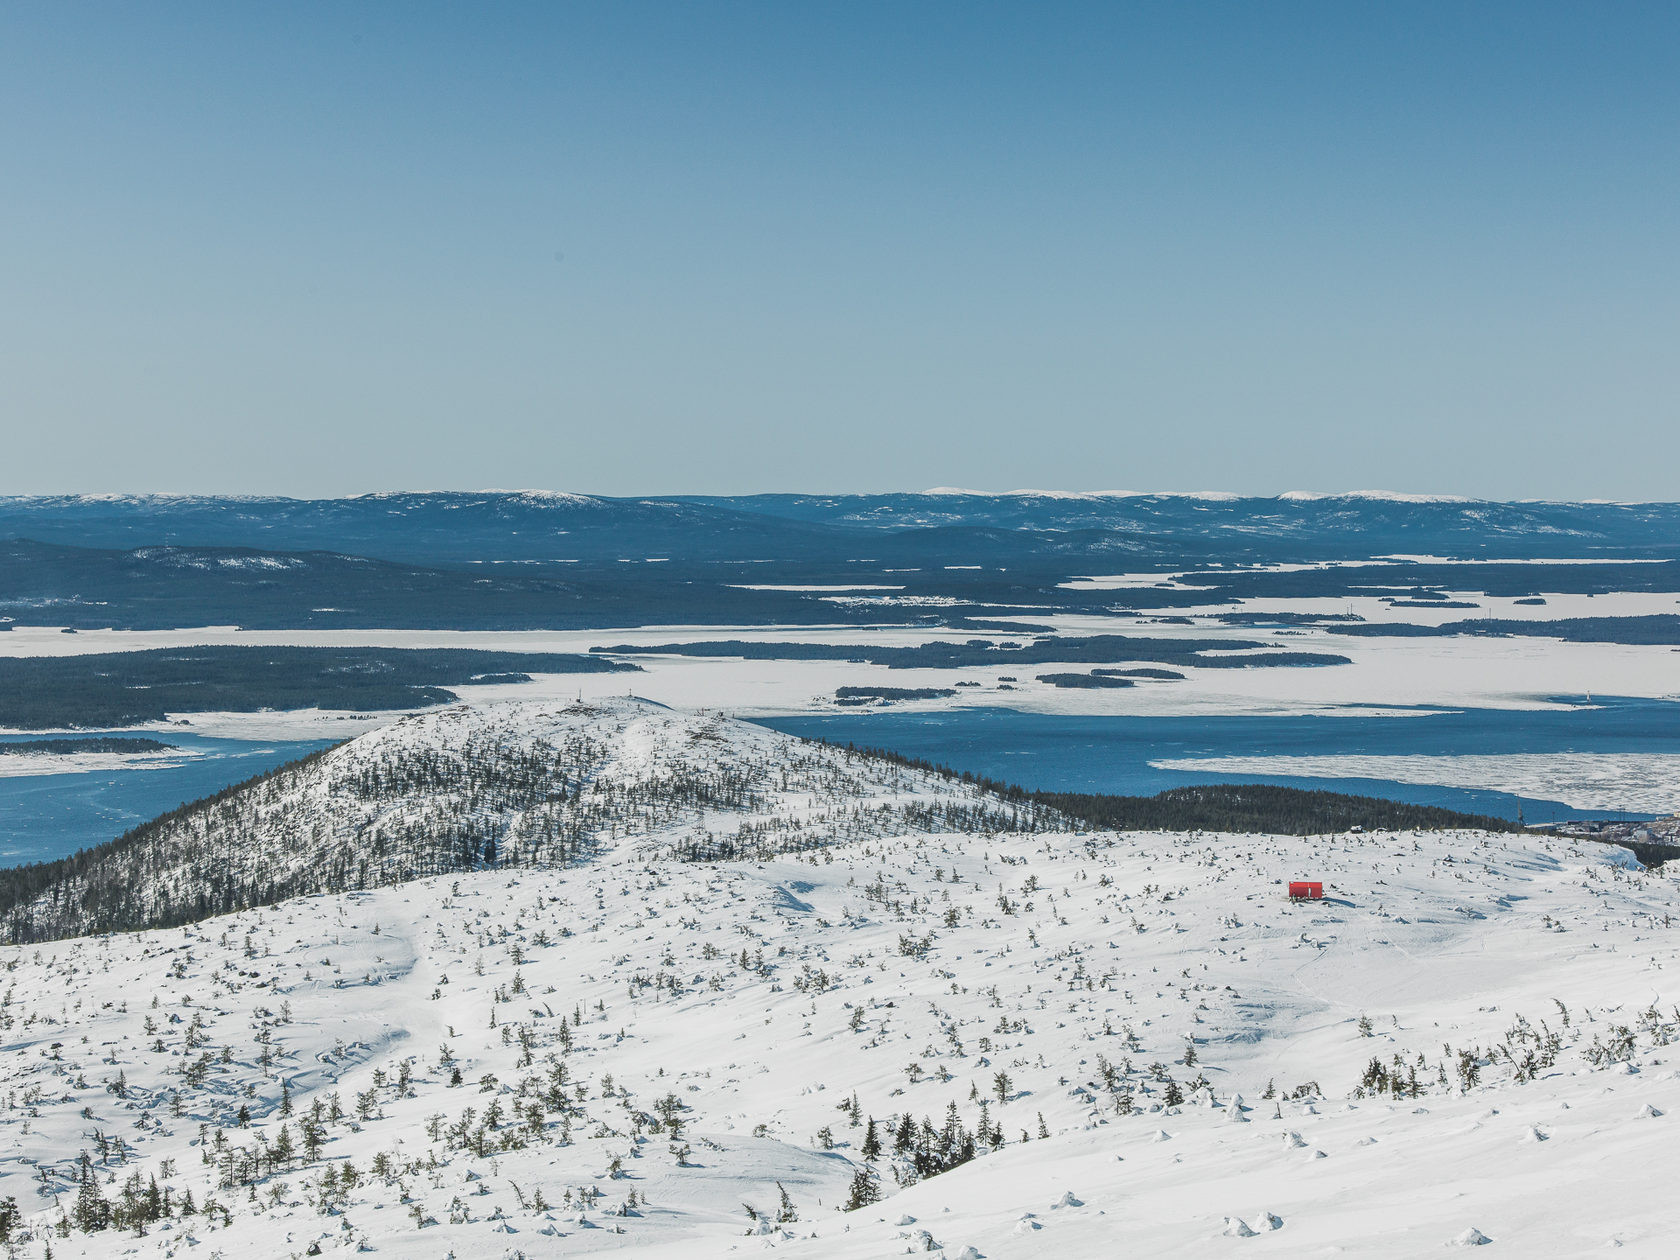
0,701 -> 1675,1256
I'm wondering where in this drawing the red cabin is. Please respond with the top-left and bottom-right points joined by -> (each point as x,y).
1288,881 -> 1324,900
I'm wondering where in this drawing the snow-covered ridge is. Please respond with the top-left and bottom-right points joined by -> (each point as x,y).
1276,489 -> 1477,503
920,488 -> 1244,500
918,489 -> 1536,504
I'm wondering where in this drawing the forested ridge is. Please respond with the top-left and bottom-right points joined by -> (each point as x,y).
833,743 -> 1524,836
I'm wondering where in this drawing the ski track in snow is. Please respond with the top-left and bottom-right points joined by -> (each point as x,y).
0,699 -> 1676,1258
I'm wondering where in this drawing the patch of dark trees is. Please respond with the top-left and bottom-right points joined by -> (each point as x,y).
594,636 -> 1350,671
0,737 -> 175,755
875,1105 -> 998,1183
1331,615 -> 1680,645
0,646 -> 637,729
1036,673 -> 1133,689
1030,784 -> 1520,836
828,743 -> 1521,836
834,687 -> 958,701
1214,612 -> 1364,626
1172,561 -> 1680,602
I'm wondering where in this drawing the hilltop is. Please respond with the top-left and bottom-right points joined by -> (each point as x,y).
0,699 -> 1046,942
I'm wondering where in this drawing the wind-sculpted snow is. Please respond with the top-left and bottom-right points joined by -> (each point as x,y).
0,699 -> 1056,942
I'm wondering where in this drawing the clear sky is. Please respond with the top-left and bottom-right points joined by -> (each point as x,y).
2,2 -> 1675,499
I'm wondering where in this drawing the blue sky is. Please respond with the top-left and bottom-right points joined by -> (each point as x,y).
2,2 -> 1675,498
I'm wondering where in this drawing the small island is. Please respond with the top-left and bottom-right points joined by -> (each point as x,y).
0,737 -> 178,757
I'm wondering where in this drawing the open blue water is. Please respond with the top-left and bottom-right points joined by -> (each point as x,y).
759,697 -> 1680,826
0,732 -> 335,867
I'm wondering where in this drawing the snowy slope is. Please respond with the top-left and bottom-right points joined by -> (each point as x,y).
0,702 -> 1676,1257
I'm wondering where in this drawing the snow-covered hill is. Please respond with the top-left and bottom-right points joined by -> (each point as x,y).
0,700 -> 1676,1257
2,699 -> 1046,942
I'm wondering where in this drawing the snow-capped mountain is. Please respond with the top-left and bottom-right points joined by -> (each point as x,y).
0,700 -> 1675,1258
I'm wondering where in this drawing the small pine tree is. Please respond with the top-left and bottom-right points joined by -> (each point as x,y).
843,1166 -> 880,1211
894,1113 -> 914,1154
73,1177 -> 109,1233
861,1118 -> 882,1161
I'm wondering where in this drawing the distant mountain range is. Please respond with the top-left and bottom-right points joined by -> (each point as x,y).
3,492 -> 1679,633
4,491 -> 1680,565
